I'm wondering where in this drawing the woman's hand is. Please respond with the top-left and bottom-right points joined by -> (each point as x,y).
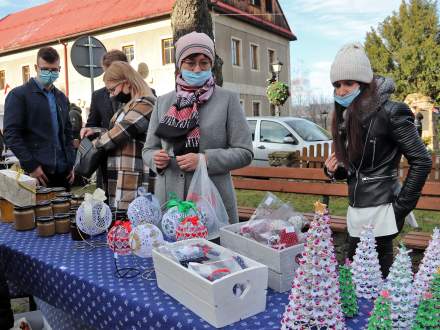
80,127 -> 95,139
325,152 -> 339,173
154,149 -> 170,169
177,153 -> 202,172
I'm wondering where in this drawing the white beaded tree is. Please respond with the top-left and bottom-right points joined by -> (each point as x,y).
384,244 -> 416,329
413,227 -> 440,305
281,201 -> 346,330
351,225 -> 383,300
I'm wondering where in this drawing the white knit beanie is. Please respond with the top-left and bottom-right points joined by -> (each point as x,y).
330,42 -> 373,84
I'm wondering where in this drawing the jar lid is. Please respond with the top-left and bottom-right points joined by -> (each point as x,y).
36,216 -> 54,223
73,195 -> 84,200
54,213 -> 70,219
52,197 -> 69,204
14,205 -> 34,211
51,187 -> 66,192
36,187 -> 52,194
37,200 -> 51,207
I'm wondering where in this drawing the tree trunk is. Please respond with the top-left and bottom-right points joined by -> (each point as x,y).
171,0 -> 224,86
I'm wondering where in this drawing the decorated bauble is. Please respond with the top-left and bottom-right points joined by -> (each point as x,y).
175,216 -> 208,241
107,221 -> 132,255
129,223 -> 164,258
76,189 -> 112,236
161,206 -> 198,240
127,187 -> 161,227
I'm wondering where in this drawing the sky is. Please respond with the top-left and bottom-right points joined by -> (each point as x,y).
0,0 -> 437,102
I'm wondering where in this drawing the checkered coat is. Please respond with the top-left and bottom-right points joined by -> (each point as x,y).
95,96 -> 155,210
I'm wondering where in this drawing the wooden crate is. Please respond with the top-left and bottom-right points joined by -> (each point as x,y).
152,238 -> 268,328
220,221 -> 304,292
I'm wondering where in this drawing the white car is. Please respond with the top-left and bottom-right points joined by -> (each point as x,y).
247,116 -> 333,166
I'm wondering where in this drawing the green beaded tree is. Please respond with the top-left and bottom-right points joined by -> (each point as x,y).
412,271 -> 440,330
339,261 -> 358,317
367,290 -> 392,330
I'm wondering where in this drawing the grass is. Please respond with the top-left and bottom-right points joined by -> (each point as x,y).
235,189 -> 440,236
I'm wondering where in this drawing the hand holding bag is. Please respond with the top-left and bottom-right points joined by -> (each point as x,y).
74,137 -> 104,178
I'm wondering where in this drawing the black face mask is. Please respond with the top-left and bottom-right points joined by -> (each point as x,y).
114,91 -> 131,104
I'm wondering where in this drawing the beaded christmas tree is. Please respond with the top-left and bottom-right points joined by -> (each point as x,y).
412,291 -> 439,330
281,201 -> 346,330
339,260 -> 358,317
413,227 -> 440,305
367,290 -> 392,330
384,244 -> 416,329
351,225 -> 383,300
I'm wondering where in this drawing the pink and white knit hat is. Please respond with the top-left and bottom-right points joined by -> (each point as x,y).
175,32 -> 215,68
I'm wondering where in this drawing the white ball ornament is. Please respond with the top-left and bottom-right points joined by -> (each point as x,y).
127,187 -> 162,227
129,223 -> 164,258
76,189 -> 112,236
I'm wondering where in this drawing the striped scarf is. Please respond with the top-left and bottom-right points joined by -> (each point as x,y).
155,75 -> 215,156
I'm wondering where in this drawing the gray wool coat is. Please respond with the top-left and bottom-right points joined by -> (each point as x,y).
142,86 -> 253,224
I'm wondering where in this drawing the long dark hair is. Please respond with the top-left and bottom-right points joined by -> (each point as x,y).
331,78 -> 378,167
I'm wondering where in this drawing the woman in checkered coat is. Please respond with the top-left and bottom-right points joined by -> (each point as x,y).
93,61 -> 156,210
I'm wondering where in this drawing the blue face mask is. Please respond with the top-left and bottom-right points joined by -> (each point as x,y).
39,69 -> 59,86
181,69 -> 212,87
334,88 -> 361,107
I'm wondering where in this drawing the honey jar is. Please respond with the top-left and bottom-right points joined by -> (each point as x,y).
13,205 -> 35,231
35,201 -> 53,217
36,216 -> 55,237
0,198 -> 15,223
54,213 -> 70,234
52,198 -> 70,214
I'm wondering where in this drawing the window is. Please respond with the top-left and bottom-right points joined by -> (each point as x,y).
122,45 -> 135,62
162,38 -> 175,65
22,66 -> 30,84
250,0 -> 261,6
265,0 -> 273,13
231,38 -> 241,66
239,99 -> 245,113
0,70 -> 5,90
270,104 -> 276,116
285,119 -> 332,141
247,120 -> 257,141
268,49 -> 275,72
252,101 -> 261,116
260,121 -> 296,144
250,44 -> 259,70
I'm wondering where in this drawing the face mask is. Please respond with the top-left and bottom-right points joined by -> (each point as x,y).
115,91 -> 131,104
39,69 -> 59,86
334,88 -> 361,107
181,69 -> 212,86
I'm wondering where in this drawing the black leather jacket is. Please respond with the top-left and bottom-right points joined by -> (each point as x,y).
325,78 -> 432,230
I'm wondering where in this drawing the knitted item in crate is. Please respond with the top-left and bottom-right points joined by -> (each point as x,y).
279,228 -> 298,247
175,216 -> 208,241
351,225 -> 383,300
129,223 -> 164,258
161,197 -> 198,240
127,187 -> 161,227
384,244 -> 416,329
107,221 -> 132,256
413,227 -> 440,305
281,201 -> 346,330
76,189 -> 112,236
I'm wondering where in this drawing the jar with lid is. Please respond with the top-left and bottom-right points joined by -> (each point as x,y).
72,195 -> 84,207
36,216 -> 55,237
56,192 -> 73,200
13,205 -> 35,231
36,187 -> 52,203
52,198 -> 70,214
35,201 -> 53,217
0,197 -> 14,223
69,212 -> 89,241
54,213 -> 70,234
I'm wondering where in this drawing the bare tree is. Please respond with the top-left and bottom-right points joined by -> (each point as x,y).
171,0 -> 224,86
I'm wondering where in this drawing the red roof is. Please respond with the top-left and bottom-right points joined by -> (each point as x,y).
0,0 -> 174,54
0,0 -> 295,54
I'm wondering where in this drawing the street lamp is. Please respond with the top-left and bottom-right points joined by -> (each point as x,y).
321,110 -> 328,130
271,59 -> 283,117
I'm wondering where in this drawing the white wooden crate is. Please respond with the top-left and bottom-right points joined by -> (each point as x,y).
152,238 -> 268,328
220,221 -> 304,292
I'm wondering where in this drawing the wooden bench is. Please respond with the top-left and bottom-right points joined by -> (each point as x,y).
232,166 -> 440,250
401,231 -> 433,250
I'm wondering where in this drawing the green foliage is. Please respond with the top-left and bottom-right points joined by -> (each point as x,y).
338,265 -> 358,317
412,274 -> 440,330
367,293 -> 393,330
364,0 -> 440,103
266,81 -> 290,106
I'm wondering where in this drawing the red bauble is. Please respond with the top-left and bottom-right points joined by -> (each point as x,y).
107,221 -> 132,255
175,216 -> 208,241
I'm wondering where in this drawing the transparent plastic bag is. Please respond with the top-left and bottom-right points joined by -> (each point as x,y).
186,154 -> 229,239
250,192 -> 297,222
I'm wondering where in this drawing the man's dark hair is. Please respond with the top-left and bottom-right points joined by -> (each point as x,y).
102,50 -> 128,68
37,47 -> 60,63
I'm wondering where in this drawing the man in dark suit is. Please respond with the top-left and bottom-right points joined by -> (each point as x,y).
4,47 -> 75,188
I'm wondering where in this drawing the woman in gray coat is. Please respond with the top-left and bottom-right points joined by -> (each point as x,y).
142,32 -> 253,224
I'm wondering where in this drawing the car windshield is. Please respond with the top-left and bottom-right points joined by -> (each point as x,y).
285,119 -> 332,141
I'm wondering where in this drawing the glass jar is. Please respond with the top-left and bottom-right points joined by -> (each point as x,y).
54,213 -> 70,234
13,205 -> 35,231
36,187 -> 52,203
72,195 -> 84,207
36,216 -> 55,237
52,198 -> 70,214
69,212 -> 89,241
51,187 -> 66,195
35,201 -> 53,217
0,197 -> 14,223
56,192 -> 73,199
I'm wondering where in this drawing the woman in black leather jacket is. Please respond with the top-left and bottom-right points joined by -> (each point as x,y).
324,43 -> 431,277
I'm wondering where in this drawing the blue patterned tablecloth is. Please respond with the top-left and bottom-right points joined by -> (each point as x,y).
0,223 -> 372,329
